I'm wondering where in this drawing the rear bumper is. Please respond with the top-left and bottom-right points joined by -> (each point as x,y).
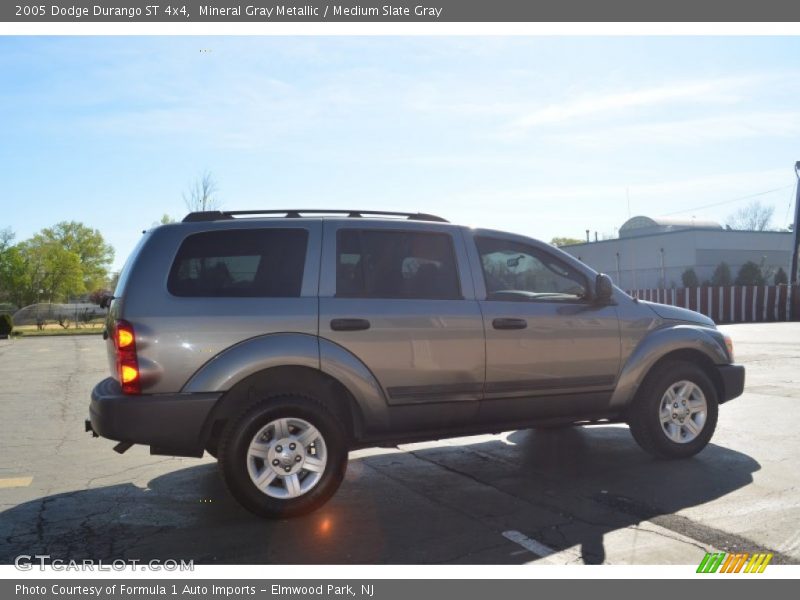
89,377 -> 221,456
717,364 -> 745,403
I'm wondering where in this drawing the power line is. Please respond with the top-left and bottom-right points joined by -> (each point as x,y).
662,185 -> 793,217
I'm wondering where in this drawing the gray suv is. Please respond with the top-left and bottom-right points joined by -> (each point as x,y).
88,209 -> 745,518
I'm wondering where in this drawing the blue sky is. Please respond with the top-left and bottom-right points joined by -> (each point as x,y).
1,36 -> 799,271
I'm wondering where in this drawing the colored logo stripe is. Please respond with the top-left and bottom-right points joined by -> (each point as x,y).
697,552 -> 773,573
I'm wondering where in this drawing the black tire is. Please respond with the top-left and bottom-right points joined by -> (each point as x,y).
218,394 -> 348,518
627,360 -> 719,459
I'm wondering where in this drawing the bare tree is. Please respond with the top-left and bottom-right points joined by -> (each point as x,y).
183,171 -> 220,212
726,200 -> 775,231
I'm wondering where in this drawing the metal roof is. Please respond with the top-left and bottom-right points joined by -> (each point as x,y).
619,215 -> 722,238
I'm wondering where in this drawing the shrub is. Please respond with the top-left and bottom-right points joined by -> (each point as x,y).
681,268 -> 699,288
710,262 -> 732,287
735,261 -> 766,286
89,288 -> 112,305
774,267 -> 788,285
0,314 -> 12,338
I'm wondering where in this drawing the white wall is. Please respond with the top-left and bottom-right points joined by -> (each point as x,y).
562,229 -> 793,289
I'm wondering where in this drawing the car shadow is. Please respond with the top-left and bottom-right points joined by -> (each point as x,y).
0,426 -> 760,564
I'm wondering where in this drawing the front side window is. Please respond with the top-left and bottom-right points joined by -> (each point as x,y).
168,229 -> 308,297
476,236 -> 588,302
336,229 -> 461,300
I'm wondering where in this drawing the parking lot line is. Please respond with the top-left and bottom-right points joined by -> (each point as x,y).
502,530 -> 585,564
0,476 -> 33,489
502,530 -> 556,558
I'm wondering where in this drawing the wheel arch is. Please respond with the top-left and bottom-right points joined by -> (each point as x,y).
200,365 -> 365,455
610,325 -> 728,410
635,349 -> 724,407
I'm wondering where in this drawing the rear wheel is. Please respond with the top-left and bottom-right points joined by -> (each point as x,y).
627,361 -> 718,459
218,395 -> 348,518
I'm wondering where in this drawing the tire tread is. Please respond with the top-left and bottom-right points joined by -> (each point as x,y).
217,393 -> 348,518
627,360 -> 719,459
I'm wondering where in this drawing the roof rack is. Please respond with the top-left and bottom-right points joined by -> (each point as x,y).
182,210 -> 449,223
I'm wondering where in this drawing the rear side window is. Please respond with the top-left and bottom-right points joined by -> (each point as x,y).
168,229 -> 308,297
336,229 -> 461,300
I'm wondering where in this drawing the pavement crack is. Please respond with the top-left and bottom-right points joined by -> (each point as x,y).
627,523 -> 710,553
408,448 -> 613,529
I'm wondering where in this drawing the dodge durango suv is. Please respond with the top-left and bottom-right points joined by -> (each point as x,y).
88,209 -> 745,518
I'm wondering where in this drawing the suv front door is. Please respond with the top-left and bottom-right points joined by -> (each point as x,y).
469,232 -> 621,423
319,222 -> 485,433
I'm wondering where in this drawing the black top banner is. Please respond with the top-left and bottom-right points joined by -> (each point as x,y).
4,0 -> 800,22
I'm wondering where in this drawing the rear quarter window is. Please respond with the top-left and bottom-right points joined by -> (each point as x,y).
168,229 -> 308,297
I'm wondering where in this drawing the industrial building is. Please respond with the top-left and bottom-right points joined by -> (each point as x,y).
561,216 -> 794,290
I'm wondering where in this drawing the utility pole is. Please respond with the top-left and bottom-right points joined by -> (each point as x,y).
791,162 -> 800,322
791,162 -> 800,286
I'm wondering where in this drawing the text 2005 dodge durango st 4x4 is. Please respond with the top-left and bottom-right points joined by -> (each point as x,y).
88,209 -> 745,518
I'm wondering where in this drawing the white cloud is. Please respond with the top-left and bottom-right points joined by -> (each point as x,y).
417,166 -> 796,242
550,111 -> 800,147
500,75 -> 767,135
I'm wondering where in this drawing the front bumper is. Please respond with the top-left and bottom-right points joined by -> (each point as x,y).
89,377 -> 221,456
716,364 -> 745,403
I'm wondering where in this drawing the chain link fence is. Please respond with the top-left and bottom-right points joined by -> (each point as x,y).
11,303 -> 106,329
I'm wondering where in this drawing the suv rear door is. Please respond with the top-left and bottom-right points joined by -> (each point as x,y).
319,221 -> 485,431
467,231 -> 621,422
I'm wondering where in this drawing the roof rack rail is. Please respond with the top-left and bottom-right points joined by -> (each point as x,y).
182,209 -> 449,223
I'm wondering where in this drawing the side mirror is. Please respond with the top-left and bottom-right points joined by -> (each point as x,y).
99,294 -> 114,309
595,273 -> 613,303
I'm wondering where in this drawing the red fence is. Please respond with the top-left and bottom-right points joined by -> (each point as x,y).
626,285 -> 799,324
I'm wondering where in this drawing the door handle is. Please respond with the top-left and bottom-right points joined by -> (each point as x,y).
330,318 -> 371,332
492,318 -> 527,330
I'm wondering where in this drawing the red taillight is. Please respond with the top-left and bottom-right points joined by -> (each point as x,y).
114,320 -> 140,394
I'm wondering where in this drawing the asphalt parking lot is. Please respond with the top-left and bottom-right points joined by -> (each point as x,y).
1,323 -> 799,565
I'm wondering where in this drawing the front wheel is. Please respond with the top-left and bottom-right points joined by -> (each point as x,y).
218,395 -> 348,518
627,361 -> 719,459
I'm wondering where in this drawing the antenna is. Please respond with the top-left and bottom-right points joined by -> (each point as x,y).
626,187 -> 631,219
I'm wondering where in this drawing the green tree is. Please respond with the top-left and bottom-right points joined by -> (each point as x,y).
152,214 -> 176,227
734,261 -> 766,286
0,245 -> 28,306
774,267 -> 788,285
32,221 -> 114,292
550,237 -> 583,247
710,262 -> 732,286
0,230 -> 28,306
17,240 -> 85,304
106,270 -> 121,293
0,227 -> 14,253
681,268 -> 699,288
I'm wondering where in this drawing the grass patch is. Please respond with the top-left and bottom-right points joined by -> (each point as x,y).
13,324 -> 104,337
